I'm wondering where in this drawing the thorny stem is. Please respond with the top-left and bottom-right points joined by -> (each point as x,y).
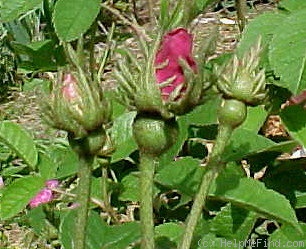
101,2 -> 152,42
179,124 -> 234,249
139,153 -> 156,249
235,0 -> 247,32
75,154 -> 94,249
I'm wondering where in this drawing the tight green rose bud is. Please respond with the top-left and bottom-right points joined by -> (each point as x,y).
218,99 -> 247,129
133,115 -> 178,156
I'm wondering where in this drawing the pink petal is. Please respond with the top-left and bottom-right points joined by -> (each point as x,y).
155,28 -> 197,100
62,73 -> 79,101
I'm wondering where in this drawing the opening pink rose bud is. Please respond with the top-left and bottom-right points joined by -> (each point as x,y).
155,28 -> 197,101
62,73 -> 79,101
29,179 -> 59,208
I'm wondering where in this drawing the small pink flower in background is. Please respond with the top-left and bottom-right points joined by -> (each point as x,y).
62,73 -> 79,101
46,179 -> 59,189
155,28 -> 197,100
29,179 -> 59,208
0,176 -> 4,189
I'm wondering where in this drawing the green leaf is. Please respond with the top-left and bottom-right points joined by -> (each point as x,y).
279,0 -> 306,12
186,0 -> 217,24
280,105 -> 306,147
160,97 -> 221,167
0,175 -> 45,220
210,176 -> 302,234
1,165 -> 27,177
182,96 -> 221,126
0,121 -> 38,169
159,118 -> 189,168
159,0 -> 169,29
296,192 -> 306,209
0,0 -> 42,22
155,157 -> 202,197
51,144 -> 79,178
102,221 -> 141,249
26,206 -> 47,235
111,111 -> 137,163
53,0 -> 100,41
240,106 -> 267,132
155,223 -> 183,244
4,21 -> 31,43
195,0 -> 215,10
263,167 -> 306,209
222,128 -> 275,161
11,40 -> 59,71
210,203 -> 258,241
119,173 -> 139,202
119,172 -> 159,202
269,9 -> 306,94
237,12 -> 285,57
23,78 -> 51,92
60,210 -> 141,249
37,152 -> 57,180
60,210 -> 106,249
269,224 -> 306,249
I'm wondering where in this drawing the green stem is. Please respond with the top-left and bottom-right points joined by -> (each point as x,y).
101,3 -> 152,42
89,21 -> 98,82
179,124 -> 233,249
235,0 -> 247,32
75,154 -> 94,249
101,161 -> 109,207
147,0 -> 154,24
139,153 -> 156,249
42,0 -> 58,42
100,157 -> 120,224
77,37 -> 85,70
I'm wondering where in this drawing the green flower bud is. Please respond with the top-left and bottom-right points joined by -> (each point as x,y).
215,39 -> 266,106
68,127 -> 106,156
42,72 -> 111,138
218,99 -> 247,129
133,115 -> 178,156
114,28 -> 212,119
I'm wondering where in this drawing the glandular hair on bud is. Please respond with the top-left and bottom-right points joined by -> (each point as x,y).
133,115 -> 178,157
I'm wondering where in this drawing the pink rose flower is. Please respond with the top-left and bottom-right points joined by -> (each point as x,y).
155,28 -> 197,100
29,179 -> 59,208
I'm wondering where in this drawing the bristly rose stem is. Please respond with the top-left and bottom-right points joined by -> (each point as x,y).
140,153 -> 157,249
75,154 -> 94,249
179,124 -> 233,249
235,0 -> 247,32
